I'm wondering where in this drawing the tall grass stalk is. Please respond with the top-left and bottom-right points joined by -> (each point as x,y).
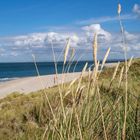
93,33 -> 98,70
51,40 -> 58,83
101,48 -> 111,70
118,3 -> 128,139
65,48 -> 75,73
61,38 -> 71,87
118,66 -> 124,88
64,38 -> 71,65
127,56 -> 133,72
32,54 -> 56,122
109,62 -> 120,88
97,86 -> 108,140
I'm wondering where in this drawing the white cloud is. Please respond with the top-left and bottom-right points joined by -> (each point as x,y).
132,43 -> 140,50
2,32 -> 80,49
133,4 -> 140,16
82,24 -> 111,41
10,52 -> 19,56
76,14 -> 136,25
124,31 -> 138,41
0,48 -> 6,56
0,24 -> 140,61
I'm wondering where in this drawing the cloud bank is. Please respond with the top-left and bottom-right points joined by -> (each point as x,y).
0,23 -> 140,62
133,4 -> 140,17
0,3 -> 140,62
76,14 -> 135,25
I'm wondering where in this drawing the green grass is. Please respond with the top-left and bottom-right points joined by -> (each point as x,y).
0,59 -> 140,140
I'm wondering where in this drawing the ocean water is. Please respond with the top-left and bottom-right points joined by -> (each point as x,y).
0,60 -> 124,82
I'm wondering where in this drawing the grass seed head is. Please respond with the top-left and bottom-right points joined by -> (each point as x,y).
64,38 -> 71,65
118,3 -> 121,15
101,48 -> 111,70
93,33 -> 98,69
111,62 -> 120,82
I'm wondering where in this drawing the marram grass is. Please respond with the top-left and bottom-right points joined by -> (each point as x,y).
0,2 -> 140,140
0,59 -> 140,140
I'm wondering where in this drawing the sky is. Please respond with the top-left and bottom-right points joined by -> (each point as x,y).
0,0 -> 140,62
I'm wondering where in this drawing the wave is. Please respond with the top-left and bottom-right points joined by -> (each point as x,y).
0,77 -> 19,82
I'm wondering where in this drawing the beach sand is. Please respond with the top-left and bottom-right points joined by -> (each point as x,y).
0,63 -> 118,98
0,72 -> 84,98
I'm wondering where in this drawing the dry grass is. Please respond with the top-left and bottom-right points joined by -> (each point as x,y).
0,59 -> 140,140
0,2 -> 139,140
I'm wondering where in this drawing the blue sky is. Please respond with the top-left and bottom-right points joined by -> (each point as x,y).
0,0 -> 140,62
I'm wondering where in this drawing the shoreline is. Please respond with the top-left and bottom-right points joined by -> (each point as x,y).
0,62 -> 118,98
0,72 -> 84,98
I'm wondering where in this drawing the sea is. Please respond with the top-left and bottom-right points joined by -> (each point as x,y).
0,60 -> 124,83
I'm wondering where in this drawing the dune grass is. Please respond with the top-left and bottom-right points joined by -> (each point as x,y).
0,59 -> 140,140
0,2 -> 140,140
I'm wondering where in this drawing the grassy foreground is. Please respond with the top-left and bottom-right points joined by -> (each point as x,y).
0,59 -> 140,140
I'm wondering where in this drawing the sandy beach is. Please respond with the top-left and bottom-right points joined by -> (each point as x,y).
0,63 -> 118,98
0,72 -> 84,98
